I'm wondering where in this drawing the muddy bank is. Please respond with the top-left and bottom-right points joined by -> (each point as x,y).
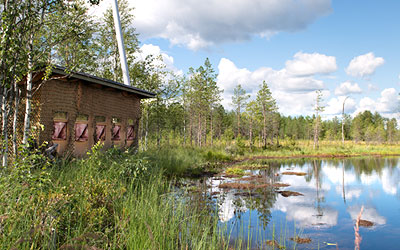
239,153 -> 400,160
281,171 -> 307,176
290,236 -> 312,244
278,191 -> 304,197
218,182 -> 290,190
359,219 -> 374,227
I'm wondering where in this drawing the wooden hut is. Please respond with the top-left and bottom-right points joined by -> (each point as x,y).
23,66 -> 155,157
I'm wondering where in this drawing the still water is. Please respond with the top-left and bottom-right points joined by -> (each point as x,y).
198,157 -> 400,249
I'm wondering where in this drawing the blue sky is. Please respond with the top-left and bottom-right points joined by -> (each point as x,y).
91,0 -> 400,118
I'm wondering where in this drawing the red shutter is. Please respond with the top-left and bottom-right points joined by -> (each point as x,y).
96,125 -> 106,141
127,125 -> 135,140
112,125 -> 121,140
75,123 -> 89,142
52,122 -> 67,140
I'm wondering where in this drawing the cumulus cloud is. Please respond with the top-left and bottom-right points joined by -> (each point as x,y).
348,205 -> 386,226
367,83 -> 378,91
334,81 -> 362,96
325,96 -> 356,115
285,52 -> 337,76
217,55 -> 329,115
381,167 -> 400,195
134,44 -> 183,75
345,52 -> 385,77
355,88 -> 399,115
89,0 -> 332,50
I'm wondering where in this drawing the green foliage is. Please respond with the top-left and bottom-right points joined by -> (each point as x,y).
94,0 -> 140,82
0,144 -> 234,249
205,150 -> 231,162
137,146 -> 209,176
225,167 -> 246,176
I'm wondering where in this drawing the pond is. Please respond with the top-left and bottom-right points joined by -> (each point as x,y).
191,157 -> 400,249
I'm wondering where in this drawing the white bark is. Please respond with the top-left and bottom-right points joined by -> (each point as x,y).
2,87 -> 9,167
22,37 -> 33,145
13,82 -> 20,156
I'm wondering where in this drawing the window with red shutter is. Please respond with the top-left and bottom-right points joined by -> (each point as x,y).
52,122 -> 67,140
112,125 -> 121,141
127,125 -> 135,140
75,123 -> 89,142
95,125 -> 106,141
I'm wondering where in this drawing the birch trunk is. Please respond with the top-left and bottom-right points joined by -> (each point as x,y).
22,37 -> 33,145
2,87 -> 9,167
13,82 -> 20,156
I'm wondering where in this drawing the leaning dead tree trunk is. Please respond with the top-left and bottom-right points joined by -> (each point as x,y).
313,90 -> 324,150
341,96 -> 349,145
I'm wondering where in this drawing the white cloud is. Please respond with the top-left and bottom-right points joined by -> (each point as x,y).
325,96 -> 357,115
285,52 -> 337,76
89,0 -> 332,50
323,165 -> 357,185
334,81 -> 362,96
345,52 -> 384,77
348,205 -> 386,226
381,167 -> 400,195
134,44 -> 183,75
217,55 -> 329,115
368,83 -> 378,91
355,88 -> 399,115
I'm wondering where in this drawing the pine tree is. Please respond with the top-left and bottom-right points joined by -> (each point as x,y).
231,84 -> 249,137
256,81 -> 277,148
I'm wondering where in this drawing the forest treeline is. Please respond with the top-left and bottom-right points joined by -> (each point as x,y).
1,0 -> 399,167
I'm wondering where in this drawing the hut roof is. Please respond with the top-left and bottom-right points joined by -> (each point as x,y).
52,65 -> 156,99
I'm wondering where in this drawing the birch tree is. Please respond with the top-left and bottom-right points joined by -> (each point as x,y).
95,0 -> 139,82
0,0 -> 98,166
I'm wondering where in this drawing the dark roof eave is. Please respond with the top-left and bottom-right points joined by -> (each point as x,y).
52,67 -> 156,99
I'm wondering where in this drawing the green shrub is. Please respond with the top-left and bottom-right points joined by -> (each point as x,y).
225,167 -> 246,176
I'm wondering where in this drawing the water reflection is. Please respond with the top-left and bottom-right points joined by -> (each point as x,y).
193,157 -> 400,249
348,205 -> 386,226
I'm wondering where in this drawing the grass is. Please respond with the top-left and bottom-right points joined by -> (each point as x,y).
225,167 -> 246,176
1,139 -> 398,249
0,145 -> 233,249
239,140 -> 400,158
